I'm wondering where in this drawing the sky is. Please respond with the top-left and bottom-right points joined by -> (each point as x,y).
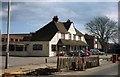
1,1 -> 118,34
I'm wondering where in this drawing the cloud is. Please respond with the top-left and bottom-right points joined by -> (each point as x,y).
1,2 -> 25,20
1,2 -> 118,34
105,11 -> 118,22
1,0 -> 119,2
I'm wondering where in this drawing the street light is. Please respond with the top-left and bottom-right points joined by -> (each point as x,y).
5,0 -> 11,69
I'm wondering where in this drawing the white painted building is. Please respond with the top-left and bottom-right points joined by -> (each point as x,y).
2,16 -> 87,57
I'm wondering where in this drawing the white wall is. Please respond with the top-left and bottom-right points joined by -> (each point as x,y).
51,33 -> 60,44
50,33 -> 61,56
76,35 -> 79,41
65,34 -> 69,40
81,36 -> 87,43
68,23 -> 76,40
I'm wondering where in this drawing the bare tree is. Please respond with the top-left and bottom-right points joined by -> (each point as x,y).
85,16 -> 117,53
110,30 -> 118,44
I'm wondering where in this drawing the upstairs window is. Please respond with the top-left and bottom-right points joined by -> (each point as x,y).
5,38 -> 7,42
61,33 -> 65,39
15,39 -> 18,42
69,34 -> 71,40
10,38 -> 14,42
73,34 -> 76,40
77,36 -> 80,40
2,38 -> 4,42
33,44 -> 43,51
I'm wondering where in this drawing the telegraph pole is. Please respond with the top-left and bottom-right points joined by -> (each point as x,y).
5,0 -> 11,69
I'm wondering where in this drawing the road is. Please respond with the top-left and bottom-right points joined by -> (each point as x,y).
56,62 -> 119,76
21,62 -> 119,77
88,62 -> 118,75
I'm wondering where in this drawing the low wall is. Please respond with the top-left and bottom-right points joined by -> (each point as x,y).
2,51 -> 28,57
57,56 -> 99,71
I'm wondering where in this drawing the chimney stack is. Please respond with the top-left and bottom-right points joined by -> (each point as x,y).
53,16 -> 58,22
67,19 -> 71,22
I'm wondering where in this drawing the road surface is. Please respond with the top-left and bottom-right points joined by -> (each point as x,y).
88,62 -> 118,75
55,62 -> 119,76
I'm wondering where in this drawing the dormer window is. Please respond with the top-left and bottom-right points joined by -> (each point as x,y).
61,33 -> 65,39
78,36 -> 81,40
73,34 -> 76,40
69,34 -> 71,40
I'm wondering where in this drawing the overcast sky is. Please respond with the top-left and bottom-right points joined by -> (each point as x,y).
1,1 -> 118,34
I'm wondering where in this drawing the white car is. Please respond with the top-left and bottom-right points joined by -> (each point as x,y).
90,49 -> 105,55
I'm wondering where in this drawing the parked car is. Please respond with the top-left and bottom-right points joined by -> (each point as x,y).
90,49 -> 105,55
68,50 -> 81,56
84,50 -> 92,55
98,50 -> 105,55
78,50 -> 89,57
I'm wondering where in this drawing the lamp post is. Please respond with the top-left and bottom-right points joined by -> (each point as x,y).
5,0 -> 11,69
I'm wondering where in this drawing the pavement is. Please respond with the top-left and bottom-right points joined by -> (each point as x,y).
1,56 -> 57,76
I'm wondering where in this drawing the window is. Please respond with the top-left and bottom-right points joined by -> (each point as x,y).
20,39 -> 23,41
73,34 -> 76,40
78,36 -> 81,40
6,38 -> 7,42
2,38 -> 4,42
10,38 -> 14,42
9,45 -> 15,51
69,34 -> 71,40
15,39 -> 18,42
33,44 -> 43,51
16,45 -> 23,51
2,45 -> 6,51
52,45 -> 56,51
61,33 -> 65,39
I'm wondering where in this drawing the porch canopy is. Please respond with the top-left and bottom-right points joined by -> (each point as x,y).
57,39 -> 87,46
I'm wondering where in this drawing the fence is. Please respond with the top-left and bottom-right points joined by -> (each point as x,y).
57,56 -> 99,71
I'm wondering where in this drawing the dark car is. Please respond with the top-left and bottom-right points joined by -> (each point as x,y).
78,50 -> 89,57
67,51 -> 79,56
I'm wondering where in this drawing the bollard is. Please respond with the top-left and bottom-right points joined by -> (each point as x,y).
112,54 -> 117,63
97,56 -> 100,66
45,58 -> 47,63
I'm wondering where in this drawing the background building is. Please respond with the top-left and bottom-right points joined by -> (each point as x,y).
84,34 -> 101,50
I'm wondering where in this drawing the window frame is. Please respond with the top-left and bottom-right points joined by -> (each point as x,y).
10,38 -> 14,42
33,44 -> 43,51
52,45 -> 56,51
73,34 -> 76,40
61,33 -> 65,39
2,38 -> 4,42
